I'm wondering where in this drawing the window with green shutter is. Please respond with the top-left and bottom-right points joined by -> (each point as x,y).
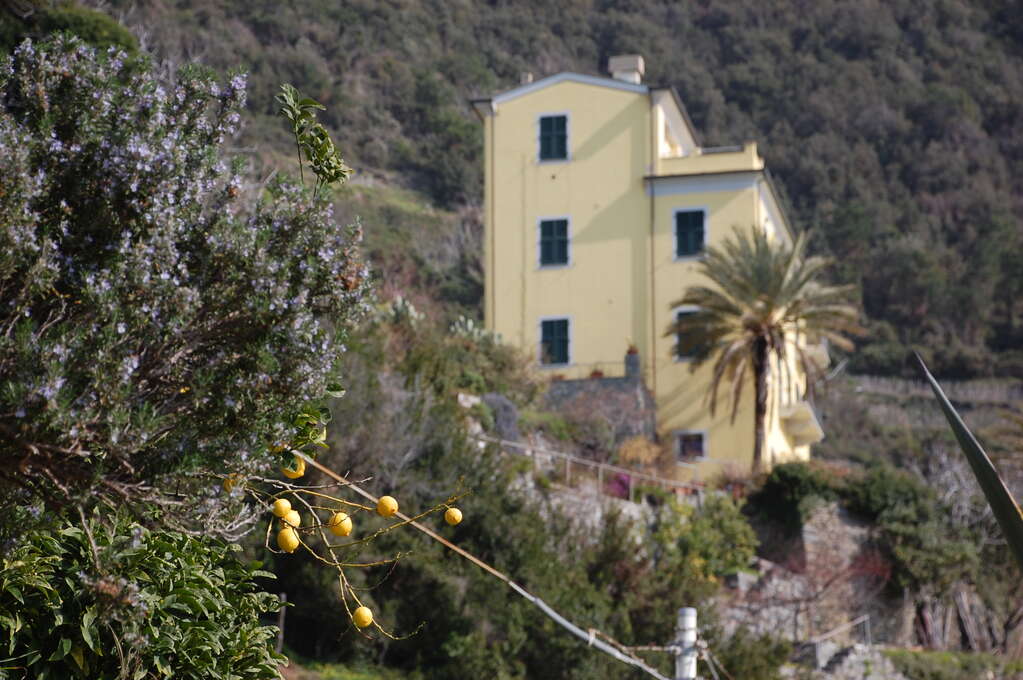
540,318 -> 570,365
539,219 -> 569,266
675,309 -> 699,359
675,210 -> 705,257
539,115 -> 567,160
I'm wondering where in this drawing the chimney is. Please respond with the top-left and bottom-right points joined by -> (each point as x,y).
608,54 -> 645,84
520,72 -> 534,85
625,348 -> 641,380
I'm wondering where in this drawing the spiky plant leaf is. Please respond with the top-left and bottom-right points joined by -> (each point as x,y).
918,354 -> 1023,571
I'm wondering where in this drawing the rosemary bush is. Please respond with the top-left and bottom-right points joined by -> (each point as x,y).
0,37 -> 370,517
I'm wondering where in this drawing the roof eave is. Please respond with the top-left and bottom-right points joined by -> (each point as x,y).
489,72 -> 648,107
470,97 -> 494,120
650,85 -> 703,148
760,168 -> 797,241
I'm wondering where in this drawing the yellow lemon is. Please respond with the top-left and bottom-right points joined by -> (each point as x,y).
280,509 -> 301,528
444,507 -> 462,526
352,606 -> 374,629
281,455 -> 305,479
277,527 -> 300,553
328,511 -> 353,537
271,498 -> 292,518
376,495 -> 398,518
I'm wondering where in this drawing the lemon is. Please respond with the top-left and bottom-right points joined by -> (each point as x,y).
280,509 -> 301,528
444,507 -> 462,526
281,455 -> 305,479
352,606 -> 374,629
271,498 -> 292,518
328,511 -> 353,537
277,527 -> 300,553
376,495 -> 398,518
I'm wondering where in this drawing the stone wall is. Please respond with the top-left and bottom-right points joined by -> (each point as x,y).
543,352 -> 656,445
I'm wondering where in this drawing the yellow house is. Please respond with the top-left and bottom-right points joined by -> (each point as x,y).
471,55 -> 823,479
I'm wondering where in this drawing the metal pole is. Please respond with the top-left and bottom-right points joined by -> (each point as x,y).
675,607 -> 697,680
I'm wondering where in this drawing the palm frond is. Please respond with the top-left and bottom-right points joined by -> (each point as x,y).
665,225 -> 863,469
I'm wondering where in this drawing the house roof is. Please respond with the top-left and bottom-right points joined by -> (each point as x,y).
471,72 -> 702,149
484,71 -> 648,107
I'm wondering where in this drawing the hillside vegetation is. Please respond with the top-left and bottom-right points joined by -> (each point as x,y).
86,0 -> 1023,378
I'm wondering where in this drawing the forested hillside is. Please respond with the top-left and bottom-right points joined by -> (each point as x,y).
86,0 -> 1023,379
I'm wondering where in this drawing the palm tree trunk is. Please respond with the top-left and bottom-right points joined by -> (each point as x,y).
752,337 -> 769,473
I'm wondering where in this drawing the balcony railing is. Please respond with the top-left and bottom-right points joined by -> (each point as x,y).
474,434 -> 704,505
656,141 -> 764,176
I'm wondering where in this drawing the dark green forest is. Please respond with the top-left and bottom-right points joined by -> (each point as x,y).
78,0 -> 1023,379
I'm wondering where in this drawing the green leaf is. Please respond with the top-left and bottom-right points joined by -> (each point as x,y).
918,354 -> 1023,572
48,637 -> 71,661
325,383 -> 346,398
81,608 -> 97,652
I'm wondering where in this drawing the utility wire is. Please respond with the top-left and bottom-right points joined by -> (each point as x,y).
299,453 -> 673,680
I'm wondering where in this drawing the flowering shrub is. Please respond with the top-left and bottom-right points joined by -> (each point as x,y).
0,37 -> 370,512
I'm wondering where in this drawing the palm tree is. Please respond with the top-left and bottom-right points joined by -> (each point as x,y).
667,227 -> 861,472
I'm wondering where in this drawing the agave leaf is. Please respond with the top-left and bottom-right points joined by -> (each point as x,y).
917,354 -> 1023,571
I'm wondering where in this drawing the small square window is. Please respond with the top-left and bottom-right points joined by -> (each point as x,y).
675,210 -> 705,257
539,219 -> 569,266
540,318 -> 570,365
677,433 -> 704,462
539,115 -> 567,160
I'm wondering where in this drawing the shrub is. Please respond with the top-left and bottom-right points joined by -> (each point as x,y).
746,462 -> 843,531
0,511 -> 283,679
705,626 -> 792,680
657,496 -> 759,580
0,37 -> 369,514
518,408 -> 573,441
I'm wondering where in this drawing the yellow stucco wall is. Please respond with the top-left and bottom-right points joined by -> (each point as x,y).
480,74 -> 812,480
487,80 -> 652,373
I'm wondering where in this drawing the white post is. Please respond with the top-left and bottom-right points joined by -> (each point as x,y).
676,607 -> 697,680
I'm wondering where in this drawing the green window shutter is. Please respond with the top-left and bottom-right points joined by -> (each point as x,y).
541,318 -> 570,365
539,219 -> 569,266
675,210 -> 705,257
539,115 -> 567,160
676,310 -> 697,359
